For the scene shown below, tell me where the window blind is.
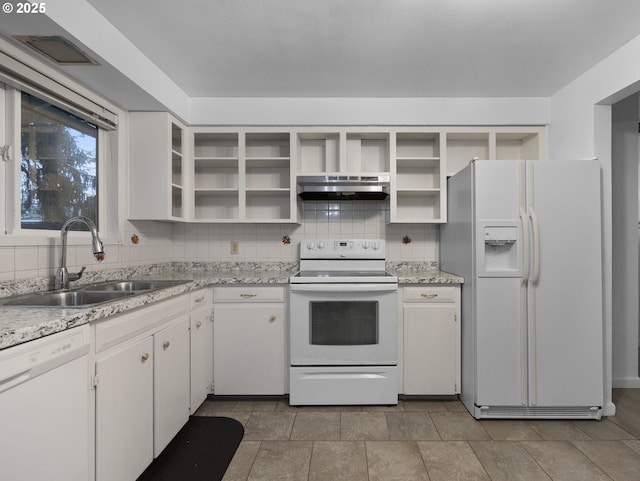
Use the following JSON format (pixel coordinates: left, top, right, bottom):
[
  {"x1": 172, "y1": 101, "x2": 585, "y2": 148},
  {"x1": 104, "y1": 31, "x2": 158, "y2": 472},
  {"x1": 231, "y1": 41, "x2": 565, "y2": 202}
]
[{"x1": 0, "y1": 50, "x2": 118, "y2": 130}]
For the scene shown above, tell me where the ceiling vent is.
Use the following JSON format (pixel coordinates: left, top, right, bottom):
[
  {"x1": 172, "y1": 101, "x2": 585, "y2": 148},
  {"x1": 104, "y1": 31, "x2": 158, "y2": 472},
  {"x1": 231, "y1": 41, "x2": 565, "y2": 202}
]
[{"x1": 13, "y1": 35, "x2": 98, "y2": 66}]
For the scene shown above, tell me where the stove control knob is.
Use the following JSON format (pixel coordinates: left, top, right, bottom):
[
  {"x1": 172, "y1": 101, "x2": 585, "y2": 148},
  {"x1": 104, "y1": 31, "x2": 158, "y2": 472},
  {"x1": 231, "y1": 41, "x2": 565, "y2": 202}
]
[
  {"x1": 362, "y1": 241, "x2": 370, "y2": 249},
  {"x1": 306, "y1": 241, "x2": 315, "y2": 250},
  {"x1": 372, "y1": 242, "x2": 379, "y2": 250},
  {"x1": 317, "y1": 241, "x2": 326, "y2": 249}
]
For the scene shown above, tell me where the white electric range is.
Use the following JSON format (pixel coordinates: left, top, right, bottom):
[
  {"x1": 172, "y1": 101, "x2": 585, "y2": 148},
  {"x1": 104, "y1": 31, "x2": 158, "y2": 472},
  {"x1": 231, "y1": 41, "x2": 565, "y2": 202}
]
[{"x1": 289, "y1": 239, "x2": 398, "y2": 405}]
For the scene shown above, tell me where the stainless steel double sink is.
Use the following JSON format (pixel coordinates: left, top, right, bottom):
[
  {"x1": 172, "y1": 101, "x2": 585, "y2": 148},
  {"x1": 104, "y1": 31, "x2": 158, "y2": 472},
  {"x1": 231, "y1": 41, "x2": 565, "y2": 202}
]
[{"x1": 0, "y1": 280, "x2": 191, "y2": 308}]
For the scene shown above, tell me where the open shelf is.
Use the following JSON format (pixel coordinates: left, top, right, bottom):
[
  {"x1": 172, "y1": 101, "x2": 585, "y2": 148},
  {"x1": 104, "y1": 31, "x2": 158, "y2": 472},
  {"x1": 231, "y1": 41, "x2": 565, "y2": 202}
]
[
  {"x1": 246, "y1": 191, "x2": 292, "y2": 221},
  {"x1": 496, "y1": 132, "x2": 540, "y2": 160},
  {"x1": 446, "y1": 132, "x2": 489, "y2": 176},
  {"x1": 194, "y1": 190, "x2": 239, "y2": 220},
  {"x1": 396, "y1": 158, "x2": 440, "y2": 190},
  {"x1": 346, "y1": 133, "x2": 390, "y2": 172},
  {"x1": 171, "y1": 152, "x2": 183, "y2": 187},
  {"x1": 396, "y1": 132, "x2": 440, "y2": 159},
  {"x1": 297, "y1": 132, "x2": 340, "y2": 173},
  {"x1": 171, "y1": 123, "x2": 182, "y2": 155},
  {"x1": 193, "y1": 132, "x2": 238, "y2": 158},
  {"x1": 246, "y1": 158, "x2": 290, "y2": 190},
  {"x1": 194, "y1": 158, "x2": 238, "y2": 189},
  {"x1": 394, "y1": 191, "x2": 442, "y2": 222},
  {"x1": 246, "y1": 132, "x2": 290, "y2": 158}
]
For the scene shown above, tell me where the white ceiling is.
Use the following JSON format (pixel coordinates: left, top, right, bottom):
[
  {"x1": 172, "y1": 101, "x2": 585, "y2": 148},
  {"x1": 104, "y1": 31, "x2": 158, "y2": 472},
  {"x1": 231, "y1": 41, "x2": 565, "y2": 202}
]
[
  {"x1": 2, "y1": 0, "x2": 640, "y2": 109},
  {"x1": 83, "y1": 0, "x2": 640, "y2": 98}
]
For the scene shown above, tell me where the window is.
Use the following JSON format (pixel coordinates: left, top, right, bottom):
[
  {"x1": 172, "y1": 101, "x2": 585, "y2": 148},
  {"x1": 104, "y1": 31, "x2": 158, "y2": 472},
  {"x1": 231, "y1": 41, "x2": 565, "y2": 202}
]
[{"x1": 20, "y1": 92, "x2": 98, "y2": 230}]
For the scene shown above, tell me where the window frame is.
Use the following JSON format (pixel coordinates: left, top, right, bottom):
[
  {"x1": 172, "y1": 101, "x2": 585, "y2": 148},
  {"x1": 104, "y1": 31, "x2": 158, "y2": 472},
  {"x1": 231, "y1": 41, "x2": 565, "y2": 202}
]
[
  {"x1": 18, "y1": 91, "x2": 102, "y2": 232},
  {"x1": 1, "y1": 85, "x2": 119, "y2": 246}
]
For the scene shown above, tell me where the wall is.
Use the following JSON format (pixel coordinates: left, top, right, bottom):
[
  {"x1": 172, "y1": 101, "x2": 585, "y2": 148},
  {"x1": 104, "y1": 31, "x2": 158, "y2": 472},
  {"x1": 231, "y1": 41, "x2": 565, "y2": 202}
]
[
  {"x1": 167, "y1": 202, "x2": 437, "y2": 264},
  {"x1": 189, "y1": 97, "x2": 550, "y2": 126},
  {"x1": 549, "y1": 32, "x2": 640, "y2": 396},
  {"x1": 612, "y1": 95, "x2": 640, "y2": 386}
]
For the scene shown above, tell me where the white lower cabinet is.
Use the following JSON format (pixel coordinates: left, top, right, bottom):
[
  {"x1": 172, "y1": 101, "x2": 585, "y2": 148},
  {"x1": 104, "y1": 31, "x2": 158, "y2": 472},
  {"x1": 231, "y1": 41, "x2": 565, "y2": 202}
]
[
  {"x1": 95, "y1": 336, "x2": 154, "y2": 481},
  {"x1": 189, "y1": 289, "x2": 214, "y2": 411},
  {"x1": 153, "y1": 317, "x2": 190, "y2": 456},
  {"x1": 402, "y1": 286, "x2": 461, "y2": 395},
  {"x1": 213, "y1": 286, "x2": 286, "y2": 395},
  {"x1": 93, "y1": 295, "x2": 190, "y2": 481}
]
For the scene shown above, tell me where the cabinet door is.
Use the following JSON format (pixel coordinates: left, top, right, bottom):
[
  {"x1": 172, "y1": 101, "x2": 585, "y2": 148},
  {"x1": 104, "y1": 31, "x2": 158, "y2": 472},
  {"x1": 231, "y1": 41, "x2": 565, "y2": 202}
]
[
  {"x1": 403, "y1": 303, "x2": 458, "y2": 395},
  {"x1": 95, "y1": 337, "x2": 154, "y2": 481},
  {"x1": 213, "y1": 303, "x2": 285, "y2": 395},
  {"x1": 129, "y1": 112, "x2": 185, "y2": 221},
  {"x1": 154, "y1": 316, "x2": 190, "y2": 457},
  {"x1": 190, "y1": 302, "x2": 214, "y2": 411}
]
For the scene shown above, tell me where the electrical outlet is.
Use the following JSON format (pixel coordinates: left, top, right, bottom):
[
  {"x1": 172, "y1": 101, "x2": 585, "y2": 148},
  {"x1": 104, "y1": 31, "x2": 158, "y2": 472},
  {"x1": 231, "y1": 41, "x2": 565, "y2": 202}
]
[{"x1": 230, "y1": 241, "x2": 239, "y2": 255}]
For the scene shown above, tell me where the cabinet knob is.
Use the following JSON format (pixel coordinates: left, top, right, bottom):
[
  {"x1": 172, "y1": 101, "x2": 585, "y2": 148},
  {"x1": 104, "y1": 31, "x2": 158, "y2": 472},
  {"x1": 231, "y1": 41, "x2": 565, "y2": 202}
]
[
  {"x1": 240, "y1": 293, "x2": 257, "y2": 298},
  {"x1": 195, "y1": 296, "x2": 205, "y2": 303},
  {"x1": 421, "y1": 293, "x2": 438, "y2": 299},
  {"x1": 196, "y1": 321, "x2": 202, "y2": 329},
  {"x1": 141, "y1": 353, "x2": 150, "y2": 363},
  {"x1": 269, "y1": 315, "x2": 276, "y2": 322},
  {"x1": 163, "y1": 341, "x2": 171, "y2": 350}
]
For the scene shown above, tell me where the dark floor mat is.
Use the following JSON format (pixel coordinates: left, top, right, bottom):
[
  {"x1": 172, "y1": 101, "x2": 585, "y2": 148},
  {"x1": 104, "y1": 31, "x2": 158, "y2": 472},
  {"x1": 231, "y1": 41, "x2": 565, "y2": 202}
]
[{"x1": 137, "y1": 416, "x2": 244, "y2": 481}]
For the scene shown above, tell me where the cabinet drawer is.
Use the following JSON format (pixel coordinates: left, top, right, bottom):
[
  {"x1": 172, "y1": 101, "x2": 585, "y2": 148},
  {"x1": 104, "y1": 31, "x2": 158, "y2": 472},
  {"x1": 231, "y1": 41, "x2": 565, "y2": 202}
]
[
  {"x1": 94, "y1": 295, "x2": 189, "y2": 352},
  {"x1": 213, "y1": 286, "x2": 285, "y2": 303},
  {"x1": 402, "y1": 286, "x2": 458, "y2": 303},
  {"x1": 189, "y1": 289, "x2": 211, "y2": 310}
]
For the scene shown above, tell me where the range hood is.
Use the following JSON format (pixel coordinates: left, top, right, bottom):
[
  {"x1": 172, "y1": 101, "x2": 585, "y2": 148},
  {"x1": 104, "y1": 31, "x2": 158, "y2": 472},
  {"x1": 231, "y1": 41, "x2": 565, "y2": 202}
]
[{"x1": 297, "y1": 175, "x2": 390, "y2": 201}]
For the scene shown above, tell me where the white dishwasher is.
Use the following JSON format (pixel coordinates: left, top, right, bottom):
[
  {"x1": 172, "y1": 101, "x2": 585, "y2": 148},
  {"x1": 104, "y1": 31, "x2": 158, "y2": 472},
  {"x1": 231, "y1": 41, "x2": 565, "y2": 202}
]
[{"x1": 0, "y1": 325, "x2": 91, "y2": 481}]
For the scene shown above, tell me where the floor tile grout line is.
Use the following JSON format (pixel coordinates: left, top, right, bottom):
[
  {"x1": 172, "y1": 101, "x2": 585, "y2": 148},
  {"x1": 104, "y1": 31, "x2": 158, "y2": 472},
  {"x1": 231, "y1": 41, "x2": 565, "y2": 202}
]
[
  {"x1": 515, "y1": 440, "x2": 549, "y2": 480},
  {"x1": 243, "y1": 437, "x2": 262, "y2": 481},
  {"x1": 463, "y1": 440, "x2": 492, "y2": 481},
  {"x1": 569, "y1": 439, "x2": 629, "y2": 481}
]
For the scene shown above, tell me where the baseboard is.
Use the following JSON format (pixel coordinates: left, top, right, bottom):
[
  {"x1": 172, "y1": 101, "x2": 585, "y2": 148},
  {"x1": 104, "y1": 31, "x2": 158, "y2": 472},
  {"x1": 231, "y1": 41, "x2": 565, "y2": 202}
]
[
  {"x1": 612, "y1": 376, "x2": 640, "y2": 388},
  {"x1": 603, "y1": 401, "x2": 616, "y2": 417}
]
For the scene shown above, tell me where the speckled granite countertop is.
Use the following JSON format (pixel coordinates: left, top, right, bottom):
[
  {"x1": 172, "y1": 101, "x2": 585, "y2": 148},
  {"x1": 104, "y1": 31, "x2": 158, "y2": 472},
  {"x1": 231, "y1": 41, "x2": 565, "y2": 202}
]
[
  {"x1": 0, "y1": 262, "x2": 297, "y2": 350},
  {"x1": 387, "y1": 262, "x2": 464, "y2": 285},
  {"x1": 0, "y1": 261, "x2": 462, "y2": 350}
]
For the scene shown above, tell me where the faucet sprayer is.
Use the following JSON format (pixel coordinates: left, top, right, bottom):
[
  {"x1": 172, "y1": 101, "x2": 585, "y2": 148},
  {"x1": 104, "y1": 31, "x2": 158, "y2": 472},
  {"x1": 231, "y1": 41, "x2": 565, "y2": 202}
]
[{"x1": 55, "y1": 216, "x2": 105, "y2": 290}]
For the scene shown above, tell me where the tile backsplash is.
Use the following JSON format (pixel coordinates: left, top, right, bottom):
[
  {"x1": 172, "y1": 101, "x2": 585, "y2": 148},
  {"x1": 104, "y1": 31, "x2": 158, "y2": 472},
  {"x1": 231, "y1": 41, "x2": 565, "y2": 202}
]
[{"x1": 0, "y1": 201, "x2": 438, "y2": 280}]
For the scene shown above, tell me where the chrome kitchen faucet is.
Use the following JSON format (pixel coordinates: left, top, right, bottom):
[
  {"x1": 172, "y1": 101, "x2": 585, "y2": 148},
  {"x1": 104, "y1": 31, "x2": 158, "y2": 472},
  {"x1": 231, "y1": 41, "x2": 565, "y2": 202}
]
[{"x1": 55, "y1": 216, "x2": 105, "y2": 290}]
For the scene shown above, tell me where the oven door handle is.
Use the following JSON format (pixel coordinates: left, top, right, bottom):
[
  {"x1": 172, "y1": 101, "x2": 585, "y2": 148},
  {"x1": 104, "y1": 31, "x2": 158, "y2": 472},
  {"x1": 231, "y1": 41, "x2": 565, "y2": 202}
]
[{"x1": 289, "y1": 283, "x2": 398, "y2": 293}]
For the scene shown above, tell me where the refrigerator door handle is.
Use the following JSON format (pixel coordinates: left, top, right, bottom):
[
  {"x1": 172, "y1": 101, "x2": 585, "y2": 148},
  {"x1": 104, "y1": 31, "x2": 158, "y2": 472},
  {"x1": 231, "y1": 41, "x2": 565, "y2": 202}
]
[
  {"x1": 529, "y1": 207, "x2": 541, "y2": 284},
  {"x1": 526, "y1": 162, "x2": 541, "y2": 284},
  {"x1": 519, "y1": 163, "x2": 530, "y2": 282}
]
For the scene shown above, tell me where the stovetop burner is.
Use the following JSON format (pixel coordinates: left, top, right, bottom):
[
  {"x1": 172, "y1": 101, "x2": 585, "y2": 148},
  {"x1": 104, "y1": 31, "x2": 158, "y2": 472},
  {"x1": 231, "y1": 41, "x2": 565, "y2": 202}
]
[{"x1": 291, "y1": 239, "x2": 397, "y2": 284}]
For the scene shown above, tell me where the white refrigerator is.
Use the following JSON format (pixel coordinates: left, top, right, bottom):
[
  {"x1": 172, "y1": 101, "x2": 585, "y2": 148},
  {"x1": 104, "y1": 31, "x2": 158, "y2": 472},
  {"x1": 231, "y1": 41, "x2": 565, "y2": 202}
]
[{"x1": 440, "y1": 159, "x2": 604, "y2": 419}]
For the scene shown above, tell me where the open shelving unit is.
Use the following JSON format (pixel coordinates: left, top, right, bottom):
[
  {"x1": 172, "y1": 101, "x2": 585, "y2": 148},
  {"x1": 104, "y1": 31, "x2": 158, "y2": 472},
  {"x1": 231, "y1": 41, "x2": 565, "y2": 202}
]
[
  {"x1": 192, "y1": 132, "x2": 239, "y2": 221},
  {"x1": 129, "y1": 112, "x2": 186, "y2": 221},
  {"x1": 391, "y1": 131, "x2": 445, "y2": 223},
  {"x1": 191, "y1": 129, "x2": 295, "y2": 222},
  {"x1": 128, "y1": 117, "x2": 546, "y2": 225}
]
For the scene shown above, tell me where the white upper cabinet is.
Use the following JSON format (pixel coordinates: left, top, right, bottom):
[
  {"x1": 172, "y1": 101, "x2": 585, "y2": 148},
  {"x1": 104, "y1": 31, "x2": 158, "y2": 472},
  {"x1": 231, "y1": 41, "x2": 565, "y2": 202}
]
[
  {"x1": 445, "y1": 126, "x2": 547, "y2": 177},
  {"x1": 296, "y1": 129, "x2": 390, "y2": 175},
  {"x1": 191, "y1": 128, "x2": 296, "y2": 223},
  {"x1": 390, "y1": 130, "x2": 445, "y2": 223},
  {"x1": 127, "y1": 115, "x2": 546, "y2": 224},
  {"x1": 129, "y1": 112, "x2": 186, "y2": 221}
]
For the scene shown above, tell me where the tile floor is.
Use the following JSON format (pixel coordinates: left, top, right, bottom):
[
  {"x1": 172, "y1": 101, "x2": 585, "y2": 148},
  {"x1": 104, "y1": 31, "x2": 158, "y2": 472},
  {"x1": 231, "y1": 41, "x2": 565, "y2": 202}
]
[{"x1": 194, "y1": 389, "x2": 640, "y2": 481}]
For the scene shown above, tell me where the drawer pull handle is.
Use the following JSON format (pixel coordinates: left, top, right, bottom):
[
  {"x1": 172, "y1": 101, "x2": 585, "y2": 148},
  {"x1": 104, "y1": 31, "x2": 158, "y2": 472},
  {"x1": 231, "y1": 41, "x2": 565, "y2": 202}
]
[
  {"x1": 421, "y1": 293, "x2": 438, "y2": 299},
  {"x1": 163, "y1": 341, "x2": 170, "y2": 350},
  {"x1": 196, "y1": 321, "x2": 202, "y2": 329},
  {"x1": 141, "y1": 353, "x2": 150, "y2": 363},
  {"x1": 240, "y1": 293, "x2": 257, "y2": 298},
  {"x1": 194, "y1": 296, "x2": 205, "y2": 303},
  {"x1": 269, "y1": 315, "x2": 276, "y2": 322}
]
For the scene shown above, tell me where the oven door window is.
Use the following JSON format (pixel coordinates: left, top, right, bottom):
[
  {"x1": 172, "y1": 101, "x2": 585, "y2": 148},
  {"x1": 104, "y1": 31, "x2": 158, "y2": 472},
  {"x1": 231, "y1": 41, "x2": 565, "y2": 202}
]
[{"x1": 309, "y1": 301, "x2": 378, "y2": 345}]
